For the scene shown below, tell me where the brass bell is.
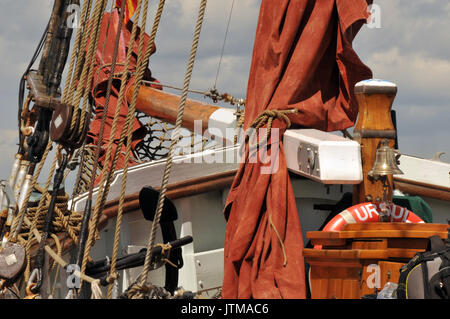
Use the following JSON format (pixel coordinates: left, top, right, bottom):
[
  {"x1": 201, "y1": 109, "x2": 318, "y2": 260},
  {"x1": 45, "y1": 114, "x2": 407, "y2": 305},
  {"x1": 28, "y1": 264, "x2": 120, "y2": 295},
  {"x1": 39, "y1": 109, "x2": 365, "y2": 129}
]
[{"x1": 368, "y1": 139, "x2": 404, "y2": 178}]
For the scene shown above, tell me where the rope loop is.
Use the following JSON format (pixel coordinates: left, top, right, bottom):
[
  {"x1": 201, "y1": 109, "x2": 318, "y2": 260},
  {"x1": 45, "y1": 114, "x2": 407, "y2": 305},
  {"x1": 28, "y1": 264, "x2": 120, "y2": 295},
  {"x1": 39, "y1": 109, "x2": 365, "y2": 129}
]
[
  {"x1": 126, "y1": 283, "x2": 153, "y2": 299},
  {"x1": 245, "y1": 108, "x2": 298, "y2": 150},
  {"x1": 155, "y1": 243, "x2": 177, "y2": 268},
  {"x1": 106, "y1": 271, "x2": 119, "y2": 284},
  {"x1": 250, "y1": 109, "x2": 297, "y2": 136}
]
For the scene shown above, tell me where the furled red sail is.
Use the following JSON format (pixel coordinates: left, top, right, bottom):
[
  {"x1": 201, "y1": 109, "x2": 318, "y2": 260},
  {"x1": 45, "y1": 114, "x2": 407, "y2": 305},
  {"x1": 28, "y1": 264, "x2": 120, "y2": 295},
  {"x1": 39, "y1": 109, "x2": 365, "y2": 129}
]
[
  {"x1": 222, "y1": 0, "x2": 373, "y2": 299},
  {"x1": 86, "y1": 8, "x2": 160, "y2": 176}
]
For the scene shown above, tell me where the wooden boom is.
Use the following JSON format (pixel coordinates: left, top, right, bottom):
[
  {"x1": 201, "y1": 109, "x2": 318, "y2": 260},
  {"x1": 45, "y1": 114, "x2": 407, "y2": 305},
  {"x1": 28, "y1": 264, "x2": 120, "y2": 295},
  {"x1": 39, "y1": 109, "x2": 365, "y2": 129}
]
[{"x1": 128, "y1": 85, "x2": 221, "y2": 133}]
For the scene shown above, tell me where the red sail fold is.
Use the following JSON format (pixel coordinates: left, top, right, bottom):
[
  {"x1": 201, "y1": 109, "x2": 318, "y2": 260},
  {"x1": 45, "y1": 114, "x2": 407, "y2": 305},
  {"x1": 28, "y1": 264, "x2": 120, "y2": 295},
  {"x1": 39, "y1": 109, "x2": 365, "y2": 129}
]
[
  {"x1": 222, "y1": 0, "x2": 373, "y2": 299},
  {"x1": 86, "y1": 9, "x2": 160, "y2": 175}
]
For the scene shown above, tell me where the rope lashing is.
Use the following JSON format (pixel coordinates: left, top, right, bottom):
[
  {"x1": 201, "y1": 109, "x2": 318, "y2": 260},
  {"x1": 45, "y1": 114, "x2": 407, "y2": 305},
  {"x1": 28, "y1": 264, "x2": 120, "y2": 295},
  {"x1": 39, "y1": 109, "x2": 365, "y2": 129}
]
[
  {"x1": 242, "y1": 109, "x2": 299, "y2": 267},
  {"x1": 241, "y1": 108, "x2": 298, "y2": 150},
  {"x1": 250, "y1": 109, "x2": 298, "y2": 140},
  {"x1": 125, "y1": 283, "x2": 154, "y2": 299},
  {"x1": 155, "y1": 243, "x2": 177, "y2": 268}
]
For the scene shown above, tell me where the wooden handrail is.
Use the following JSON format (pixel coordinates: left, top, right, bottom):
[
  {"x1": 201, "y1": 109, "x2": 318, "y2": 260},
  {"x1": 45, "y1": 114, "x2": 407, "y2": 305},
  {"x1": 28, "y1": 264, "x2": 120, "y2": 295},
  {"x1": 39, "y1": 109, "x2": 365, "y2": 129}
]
[{"x1": 394, "y1": 177, "x2": 450, "y2": 202}]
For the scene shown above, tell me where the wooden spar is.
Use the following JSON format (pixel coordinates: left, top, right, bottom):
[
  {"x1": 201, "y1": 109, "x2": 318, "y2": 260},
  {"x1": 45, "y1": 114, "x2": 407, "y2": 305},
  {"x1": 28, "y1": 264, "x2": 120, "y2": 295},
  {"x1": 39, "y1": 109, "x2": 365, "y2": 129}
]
[
  {"x1": 394, "y1": 178, "x2": 450, "y2": 202},
  {"x1": 128, "y1": 85, "x2": 221, "y2": 133},
  {"x1": 352, "y1": 79, "x2": 398, "y2": 205}
]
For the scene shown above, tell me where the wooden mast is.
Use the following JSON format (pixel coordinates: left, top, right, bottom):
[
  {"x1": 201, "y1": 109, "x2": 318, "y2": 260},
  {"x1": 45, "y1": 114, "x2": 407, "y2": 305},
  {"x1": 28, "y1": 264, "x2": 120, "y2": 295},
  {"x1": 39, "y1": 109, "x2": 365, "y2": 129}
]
[{"x1": 352, "y1": 79, "x2": 398, "y2": 205}]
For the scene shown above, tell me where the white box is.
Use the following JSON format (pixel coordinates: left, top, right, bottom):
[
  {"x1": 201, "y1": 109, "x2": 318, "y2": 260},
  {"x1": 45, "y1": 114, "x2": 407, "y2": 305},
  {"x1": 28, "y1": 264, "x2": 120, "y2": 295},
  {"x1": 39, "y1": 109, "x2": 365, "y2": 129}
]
[{"x1": 283, "y1": 129, "x2": 362, "y2": 184}]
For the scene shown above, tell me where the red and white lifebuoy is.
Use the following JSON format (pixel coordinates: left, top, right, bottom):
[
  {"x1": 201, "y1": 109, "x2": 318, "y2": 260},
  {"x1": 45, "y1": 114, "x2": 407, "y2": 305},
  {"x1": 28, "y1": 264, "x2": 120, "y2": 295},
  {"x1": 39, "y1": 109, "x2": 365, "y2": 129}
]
[
  {"x1": 322, "y1": 202, "x2": 424, "y2": 232},
  {"x1": 314, "y1": 202, "x2": 424, "y2": 249}
]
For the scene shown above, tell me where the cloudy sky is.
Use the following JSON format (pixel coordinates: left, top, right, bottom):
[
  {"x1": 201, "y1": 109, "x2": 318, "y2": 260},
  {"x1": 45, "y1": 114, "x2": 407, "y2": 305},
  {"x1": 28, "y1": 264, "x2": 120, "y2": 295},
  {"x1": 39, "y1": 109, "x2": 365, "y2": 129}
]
[{"x1": 0, "y1": 0, "x2": 448, "y2": 181}]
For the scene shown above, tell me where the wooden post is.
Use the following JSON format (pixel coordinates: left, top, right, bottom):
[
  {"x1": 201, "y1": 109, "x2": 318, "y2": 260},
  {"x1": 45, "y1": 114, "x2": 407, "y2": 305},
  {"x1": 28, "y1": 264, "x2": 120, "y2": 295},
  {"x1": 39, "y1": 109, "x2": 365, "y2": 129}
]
[{"x1": 352, "y1": 79, "x2": 398, "y2": 205}]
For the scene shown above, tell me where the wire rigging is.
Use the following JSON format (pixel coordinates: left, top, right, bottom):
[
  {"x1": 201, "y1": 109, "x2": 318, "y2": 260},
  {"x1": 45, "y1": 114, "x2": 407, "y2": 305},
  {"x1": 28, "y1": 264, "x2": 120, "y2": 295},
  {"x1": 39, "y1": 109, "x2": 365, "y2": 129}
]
[{"x1": 213, "y1": 0, "x2": 235, "y2": 90}]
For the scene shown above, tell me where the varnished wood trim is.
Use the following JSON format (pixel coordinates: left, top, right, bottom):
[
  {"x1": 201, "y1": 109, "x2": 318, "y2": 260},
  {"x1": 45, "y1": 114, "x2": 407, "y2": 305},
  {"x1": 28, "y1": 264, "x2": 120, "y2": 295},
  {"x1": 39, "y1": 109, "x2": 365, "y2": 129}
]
[
  {"x1": 394, "y1": 178, "x2": 450, "y2": 202},
  {"x1": 129, "y1": 86, "x2": 220, "y2": 133}
]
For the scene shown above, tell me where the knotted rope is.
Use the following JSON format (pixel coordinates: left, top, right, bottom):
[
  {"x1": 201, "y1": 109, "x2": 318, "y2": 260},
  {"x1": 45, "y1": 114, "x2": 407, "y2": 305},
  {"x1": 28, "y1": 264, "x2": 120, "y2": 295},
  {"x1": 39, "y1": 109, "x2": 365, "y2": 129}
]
[
  {"x1": 250, "y1": 109, "x2": 297, "y2": 140},
  {"x1": 237, "y1": 108, "x2": 299, "y2": 268}
]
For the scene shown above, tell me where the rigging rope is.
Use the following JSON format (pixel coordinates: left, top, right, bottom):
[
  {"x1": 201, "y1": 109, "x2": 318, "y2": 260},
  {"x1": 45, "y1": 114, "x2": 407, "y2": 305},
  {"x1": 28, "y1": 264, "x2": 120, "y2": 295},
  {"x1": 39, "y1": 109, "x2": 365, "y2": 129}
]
[
  {"x1": 8, "y1": 142, "x2": 55, "y2": 241},
  {"x1": 61, "y1": 0, "x2": 93, "y2": 103},
  {"x1": 69, "y1": 0, "x2": 108, "y2": 136},
  {"x1": 7, "y1": 0, "x2": 234, "y2": 300},
  {"x1": 21, "y1": 146, "x2": 61, "y2": 283},
  {"x1": 129, "y1": 0, "x2": 209, "y2": 299},
  {"x1": 77, "y1": 0, "x2": 148, "y2": 291},
  {"x1": 8, "y1": 0, "x2": 108, "y2": 298},
  {"x1": 213, "y1": 0, "x2": 235, "y2": 90},
  {"x1": 104, "y1": 0, "x2": 168, "y2": 298},
  {"x1": 20, "y1": 214, "x2": 101, "y2": 297},
  {"x1": 78, "y1": 0, "x2": 168, "y2": 293}
]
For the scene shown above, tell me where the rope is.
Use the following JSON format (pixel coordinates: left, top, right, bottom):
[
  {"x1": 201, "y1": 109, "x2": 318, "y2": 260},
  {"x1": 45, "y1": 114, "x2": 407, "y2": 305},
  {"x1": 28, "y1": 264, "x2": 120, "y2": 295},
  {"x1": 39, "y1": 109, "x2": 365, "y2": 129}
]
[
  {"x1": 20, "y1": 215, "x2": 100, "y2": 289},
  {"x1": 77, "y1": 0, "x2": 115, "y2": 139},
  {"x1": 250, "y1": 109, "x2": 297, "y2": 138},
  {"x1": 101, "y1": 0, "x2": 129, "y2": 298},
  {"x1": 71, "y1": 145, "x2": 98, "y2": 198},
  {"x1": 155, "y1": 243, "x2": 177, "y2": 268},
  {"x1": 83, "y1": 0, "x2": 146, "y2": 230},
  {"x1": 20, "y1": 192, "x2": 82, "y2": 244},
  {"x1": 77, "y1": 0, "x2": 146, "y2": 290},
  {"x1": 20, "y1": 145, "x2": 60, "y2": 283},
  {"x1": 78, "y1": 0, "x2": 163, "y2": 291},
  {"x1": 61, "y1": 0, "x2": 92, "y2": 103},
  {"x1": 268, "y1": 214, "x2": 287, "y2": 267},
  {"x1": 68, "y1": 0, "x2": 107, "y2": 136},
  {"x1": 21, "y1": 191, "x2": 82, "y2": 282},
  {"x1": 93, "y1": 0, "x2": 166, "y2": 216},
  {"x1": 213, "y1": 0, "x2": 235, "y2": 89},
  {"x1": 126, "y1": 283, "x2": 153, "y2": 299},
  {"x1": 133, "y1": 0, "x2": 208, "y2": 298},
  {"x1": 90, "y1": 280, "x2": 103, "y2": 299},
  {"x1": 8, "y1": 141, "x2": 54, "y2": 241},
  {"x1": 48, "y1": 233, "x2": 62, "y2": 273},
  {"x1": 106, "y1": 0, "x2": 167, "y2": 298}
]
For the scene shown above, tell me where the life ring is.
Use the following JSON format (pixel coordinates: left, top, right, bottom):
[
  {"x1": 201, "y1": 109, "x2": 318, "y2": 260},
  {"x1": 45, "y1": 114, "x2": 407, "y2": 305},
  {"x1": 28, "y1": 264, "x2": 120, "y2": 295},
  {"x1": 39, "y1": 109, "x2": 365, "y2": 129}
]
[{"x1": 314, "y1": 202, "x2": 424, "y2": 249}]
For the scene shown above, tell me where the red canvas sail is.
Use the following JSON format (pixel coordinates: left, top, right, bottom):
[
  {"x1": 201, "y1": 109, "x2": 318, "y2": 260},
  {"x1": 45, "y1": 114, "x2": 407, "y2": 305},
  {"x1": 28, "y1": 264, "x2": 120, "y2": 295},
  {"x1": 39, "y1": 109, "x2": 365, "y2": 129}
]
[
  {"x1": 222, "y1": 0, "x2": 373, "y2": 299},
  {"x1": 86, "y1": 8, "x2": 160, "y2": 176}
]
